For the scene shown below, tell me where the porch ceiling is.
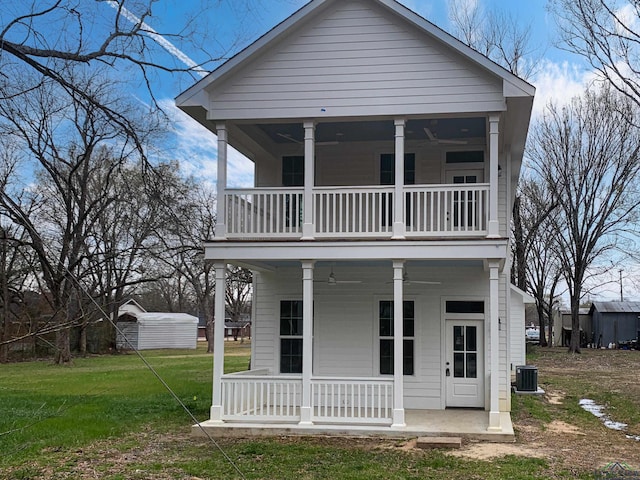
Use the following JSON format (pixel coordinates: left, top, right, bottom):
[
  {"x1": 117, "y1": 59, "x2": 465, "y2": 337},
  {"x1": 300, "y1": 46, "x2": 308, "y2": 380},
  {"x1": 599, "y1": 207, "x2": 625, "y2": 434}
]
[{"x1": 244, "y1": 117, "x2": 486, "y2": 146}]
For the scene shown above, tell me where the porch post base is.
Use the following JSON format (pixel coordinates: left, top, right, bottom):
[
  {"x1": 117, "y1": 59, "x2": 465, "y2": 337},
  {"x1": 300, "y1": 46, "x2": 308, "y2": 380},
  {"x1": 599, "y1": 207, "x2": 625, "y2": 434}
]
[
  {"x1": 391, "y1": 408, "x2": 405, "y2": 427},
  {"x1": 210, "y1": 405, "x2": 223, "y2": 422},
  {"x1": 486, "y1": 220, "x2": 500, "y2": 238},
  {"x1": 299, "y1": 406, "x2": 313, "y2": 425},
  {"x1": 391, "y1": 222, "x2": 405, "y2": 239},
  {"x1": 487, "y1": 411, "x2": 502, "y2": 432},
  {"x1": 301, "y1": 223, "x2": 315, "y2": 240}
]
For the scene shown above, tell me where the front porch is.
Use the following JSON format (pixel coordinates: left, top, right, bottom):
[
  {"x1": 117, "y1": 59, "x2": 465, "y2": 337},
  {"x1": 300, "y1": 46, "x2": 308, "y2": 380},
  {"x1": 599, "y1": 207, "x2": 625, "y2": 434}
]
[{"x1": 193, "y1": 409, "x2": 515, "y2": 443}]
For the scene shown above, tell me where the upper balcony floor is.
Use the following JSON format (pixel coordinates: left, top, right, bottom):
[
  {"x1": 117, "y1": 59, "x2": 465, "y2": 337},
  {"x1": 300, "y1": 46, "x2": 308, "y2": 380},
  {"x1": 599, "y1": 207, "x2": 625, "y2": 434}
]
[{"x1": 214, "y1": 115, "x2": 510, "y2": 242}]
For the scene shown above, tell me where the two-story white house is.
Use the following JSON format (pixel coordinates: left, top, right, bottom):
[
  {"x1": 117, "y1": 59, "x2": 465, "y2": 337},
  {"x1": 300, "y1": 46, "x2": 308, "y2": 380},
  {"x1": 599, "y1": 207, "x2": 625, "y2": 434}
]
[{"x1": 176, "y1": 0, "x2": 534, "y2": 440}]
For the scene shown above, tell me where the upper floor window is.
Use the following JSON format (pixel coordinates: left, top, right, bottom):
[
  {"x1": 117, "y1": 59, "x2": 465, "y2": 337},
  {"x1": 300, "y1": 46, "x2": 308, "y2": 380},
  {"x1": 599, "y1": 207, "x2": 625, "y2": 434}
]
[
  {"x1": 380, "y1": 154, "x2": 415, "y2": 185},
  {"x1": 282, "y1": 156, "x2": 304, "y2": 187},
  {"x1": 446, "y1": 151, "x2": 484, "y2": 164}
]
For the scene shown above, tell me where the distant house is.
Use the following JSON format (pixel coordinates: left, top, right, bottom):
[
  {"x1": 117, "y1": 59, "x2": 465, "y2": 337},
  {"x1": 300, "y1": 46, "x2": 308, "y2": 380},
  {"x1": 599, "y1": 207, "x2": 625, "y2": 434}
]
[
  {"x1": 590, "y1": 301, "x2": 640, "y2": 348},
  {"x1": 116, "y1": 303, "x2": 198, "y2": 350},
  {"x1": 197, "y1": 314, "x2": 252, "y2": 341},
  {"x1": 553, "y1": 308, "x2": 592, "y2": 347}
]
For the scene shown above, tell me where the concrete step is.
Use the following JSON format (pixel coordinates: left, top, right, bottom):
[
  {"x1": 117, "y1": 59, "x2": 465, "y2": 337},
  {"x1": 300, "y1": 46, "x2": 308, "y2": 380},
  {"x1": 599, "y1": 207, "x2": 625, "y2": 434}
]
[{"x1": 416, "y1": 436, "x2": 462, "y2": 449}]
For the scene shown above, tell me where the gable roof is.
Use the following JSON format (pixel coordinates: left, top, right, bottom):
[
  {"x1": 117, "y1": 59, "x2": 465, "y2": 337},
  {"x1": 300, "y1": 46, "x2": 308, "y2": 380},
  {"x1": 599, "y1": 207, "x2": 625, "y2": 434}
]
[
  {"x1": 590, "y1": 301, "x2": 640, "y2": 314},
  {"x1": 176, "y1": 0, "x2": 534, "y2": 107}
]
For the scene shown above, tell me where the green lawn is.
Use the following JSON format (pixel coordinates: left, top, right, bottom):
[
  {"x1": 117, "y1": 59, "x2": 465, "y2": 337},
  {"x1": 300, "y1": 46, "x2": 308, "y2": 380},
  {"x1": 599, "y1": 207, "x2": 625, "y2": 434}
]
[{"x1": 0, "y1": 343, "x2": 616, "y2": 479}]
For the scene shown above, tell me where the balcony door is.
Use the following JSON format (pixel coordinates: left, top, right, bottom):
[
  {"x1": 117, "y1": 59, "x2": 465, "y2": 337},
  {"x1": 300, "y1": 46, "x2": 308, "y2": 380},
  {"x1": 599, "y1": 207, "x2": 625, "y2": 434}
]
[{"x1": 445, "y1": 169, "x2": 483, "y2": 230}]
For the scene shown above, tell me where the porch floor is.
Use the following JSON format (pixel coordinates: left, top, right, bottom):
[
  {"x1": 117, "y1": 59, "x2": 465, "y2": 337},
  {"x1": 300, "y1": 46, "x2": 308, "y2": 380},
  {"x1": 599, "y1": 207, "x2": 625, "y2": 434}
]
[{"x1": 192, "y1": 410, "x2": 515, "y2": 443}]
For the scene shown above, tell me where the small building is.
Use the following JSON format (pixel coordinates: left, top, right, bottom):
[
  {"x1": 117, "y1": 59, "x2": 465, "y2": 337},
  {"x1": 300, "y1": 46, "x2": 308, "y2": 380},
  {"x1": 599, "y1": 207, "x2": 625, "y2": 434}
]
[
  {"x1": 590, "y1": 301, "x2": 640, "y2": 348},
  {"x1": 553, "y1": 308, "x2": 592, "y2": 347},
  {"x1": 116, "y1": 311, "x2": 199, "y2": 350}
]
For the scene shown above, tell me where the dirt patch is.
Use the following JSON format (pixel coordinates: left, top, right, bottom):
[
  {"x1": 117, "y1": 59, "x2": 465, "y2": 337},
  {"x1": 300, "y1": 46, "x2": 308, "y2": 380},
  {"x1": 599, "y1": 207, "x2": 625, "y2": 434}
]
[
  {"x1": 545, "y1": 389, "x2": 565, "y2": 405},
  {"x1": 448, "y1": 441, "x2": 548, "y2": 460},
  {"x1": 546, "y1": 420, "x2": 585, "y2": 435}
]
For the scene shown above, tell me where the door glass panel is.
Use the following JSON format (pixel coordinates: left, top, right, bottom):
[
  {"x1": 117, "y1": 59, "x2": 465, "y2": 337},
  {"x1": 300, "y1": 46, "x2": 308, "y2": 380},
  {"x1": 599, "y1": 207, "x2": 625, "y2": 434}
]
[
  {"x1": 466, "y1": 353, "x2": 477, "y2": 378},
  {"x1": 454, "y1": 352, "x2": 465, "y2": 377},
  {"x1": 466, "y1": 326, "x2": 477, "y2": 351},
  {"x1": 453, "y1": 326, "x2": 464, "y2": 351}
]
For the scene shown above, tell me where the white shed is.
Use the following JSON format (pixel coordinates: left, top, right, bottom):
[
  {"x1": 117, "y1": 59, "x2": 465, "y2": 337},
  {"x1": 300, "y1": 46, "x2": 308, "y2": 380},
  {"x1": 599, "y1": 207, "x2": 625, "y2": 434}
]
[
  {"x1": 510, "y1": 285, "x2": 535, "y2": 369},
  {"x1": 116, "y1": 312, "x2": 199, "y2": 350}
]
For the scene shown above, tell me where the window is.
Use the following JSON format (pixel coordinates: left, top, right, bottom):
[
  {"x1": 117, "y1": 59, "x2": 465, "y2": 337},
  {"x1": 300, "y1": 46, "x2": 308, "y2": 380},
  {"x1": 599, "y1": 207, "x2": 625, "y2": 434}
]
[
  {"x1": 445, "y1": 301, "x2": 485, "y2": 314},
  {"x1": 282, "y1": 156, "x2": 304, "y2": 227},
  {"x1": 280, "y1": 300, "x2": 303, "y2": 373},
  {"x1": 282, "y1": 156, "x2": 304, "y2": 187},
  {"x1": 453, "y1": 325, "x2": 478, "y2": 379},
  {"x1": 380, "y1": 154, "x2": 415, "y2": 227},
  {"x1": 379, "y1": 300, "x2": 414, "y2": 375},
  {"x1": 446, "y1": 150, "x2": 484, "y2": 164}
]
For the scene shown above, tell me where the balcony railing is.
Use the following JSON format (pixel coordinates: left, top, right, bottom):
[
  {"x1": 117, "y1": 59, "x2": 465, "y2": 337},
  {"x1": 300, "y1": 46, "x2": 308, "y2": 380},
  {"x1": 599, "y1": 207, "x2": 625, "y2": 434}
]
[{"x1": 224, "y1": 184, "x2": 489, "y2": 239}]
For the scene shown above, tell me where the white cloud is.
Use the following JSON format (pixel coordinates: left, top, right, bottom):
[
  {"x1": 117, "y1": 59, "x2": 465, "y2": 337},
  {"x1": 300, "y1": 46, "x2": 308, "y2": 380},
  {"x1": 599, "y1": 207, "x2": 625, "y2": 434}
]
[
  {"x1": 530, "y1": 59, "x2": 598, "y2": 118},
  {"x1": 157, "y1": 99, "x2": 255, "y2": 189}
]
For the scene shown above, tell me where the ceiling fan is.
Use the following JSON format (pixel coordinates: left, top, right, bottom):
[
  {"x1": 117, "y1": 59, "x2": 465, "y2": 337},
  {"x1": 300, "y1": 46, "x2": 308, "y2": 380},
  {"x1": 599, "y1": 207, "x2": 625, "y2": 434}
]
[
  {"x1": 315, "y1": 266, "x2": 362, "y2": 285},
  {"x1": 277, "y1": 132, "x2": 339, "y2": 146},
  {"x1": 423, "y1": 127, "x2": 467, "y2": 145},
  {"x1": 387, "y1": 268, "x2": 441, "y2": 285}
]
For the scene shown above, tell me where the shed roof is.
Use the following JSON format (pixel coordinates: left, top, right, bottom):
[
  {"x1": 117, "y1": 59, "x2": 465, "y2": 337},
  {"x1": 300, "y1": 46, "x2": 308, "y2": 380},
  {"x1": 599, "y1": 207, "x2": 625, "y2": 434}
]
[
  {"x1": 590, "y1": 301, "x2": 640, "y2": 314},
  {"x1": 118, "y1": 312, "x2": 199, "y2": 324}
]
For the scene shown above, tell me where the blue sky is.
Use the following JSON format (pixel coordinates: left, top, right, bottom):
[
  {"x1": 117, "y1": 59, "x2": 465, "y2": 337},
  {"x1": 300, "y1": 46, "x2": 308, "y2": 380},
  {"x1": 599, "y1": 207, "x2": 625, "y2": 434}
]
[
  {"x1": 149, "y1": 0, "x2": 594, "y2": 187},
  {"x1": 106, "y1": 0, "x2": 635, "y2": 301}
]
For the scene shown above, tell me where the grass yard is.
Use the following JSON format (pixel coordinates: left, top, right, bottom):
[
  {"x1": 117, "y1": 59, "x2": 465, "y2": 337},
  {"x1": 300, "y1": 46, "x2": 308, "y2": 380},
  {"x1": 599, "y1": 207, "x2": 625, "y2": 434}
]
[{"x1": 1, "y1": 343, "x2": 639, "y2": 479}]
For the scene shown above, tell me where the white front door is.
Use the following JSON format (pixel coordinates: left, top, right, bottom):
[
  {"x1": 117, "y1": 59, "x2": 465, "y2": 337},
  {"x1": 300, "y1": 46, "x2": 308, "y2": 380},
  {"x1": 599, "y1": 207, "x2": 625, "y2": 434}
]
[{"x1": 445, "y1": 320, "x2": 484, "y2": 408}]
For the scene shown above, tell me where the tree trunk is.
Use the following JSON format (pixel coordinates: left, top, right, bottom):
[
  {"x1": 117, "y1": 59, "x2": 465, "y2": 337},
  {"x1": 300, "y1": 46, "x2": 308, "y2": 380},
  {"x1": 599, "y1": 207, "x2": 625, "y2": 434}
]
[
  {"x1": 54, "y1": 327, "x2": 72, "y2": 364},
  {"x1": 206, "y1": 319, "x2": 214, "y2": 353},
  {"x1": 568, "y1": 296, "x2": 581, "y2": 353},
  {"x1": 536, "y1": 301, "x2": 548, "y2": 347},
  {"x1": 79, "y1": 322, "x2": 87, "y2": 356}
]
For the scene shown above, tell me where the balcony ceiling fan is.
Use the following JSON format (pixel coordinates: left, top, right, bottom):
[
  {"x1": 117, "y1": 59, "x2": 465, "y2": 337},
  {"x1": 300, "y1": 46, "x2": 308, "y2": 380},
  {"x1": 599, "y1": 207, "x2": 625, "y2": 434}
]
[
  {"x1": 277, "y1": 132, "x2": 339, "y2": 146},
  {"x1": 315, "y1": 266, "x2": 362, "y2": 285},
  {"x1": 423, "y1": 127, "x2": 467, "y2": 145}
]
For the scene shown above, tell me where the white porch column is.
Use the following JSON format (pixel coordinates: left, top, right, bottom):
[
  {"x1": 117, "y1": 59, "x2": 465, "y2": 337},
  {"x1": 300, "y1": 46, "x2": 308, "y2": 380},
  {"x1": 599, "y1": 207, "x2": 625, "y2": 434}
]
[
  {"x1": 215, "y1": 123, "x2": 228, "y2": 239},
  {"x1": 392, "y1": 259, "x2": 405, "y2": 427},
  {"x1": 487, "y1": 114, "x2": 500, "y2": 238},
  {"x1": 301, "y1": 121, "x2": 315, "y2": 240},
  {"x1": 300, "y1": 260, "x2": 315, "y2": 424},
  {"x1": 392, "y1": 119, "x2": 406, "y2": 239},
  {"x1": 488, "y1": 260, "x2": 501, "y2": 431},
  {"x1": 211, "y1": 262, "x2": 226, "y2": 422}
]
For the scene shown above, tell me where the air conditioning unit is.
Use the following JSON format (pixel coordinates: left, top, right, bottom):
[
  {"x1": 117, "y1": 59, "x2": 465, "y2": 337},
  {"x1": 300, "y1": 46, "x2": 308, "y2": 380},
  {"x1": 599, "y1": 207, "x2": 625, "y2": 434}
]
[{"x1": 515, "y1": 365, "x2": 538, "y2": 392}]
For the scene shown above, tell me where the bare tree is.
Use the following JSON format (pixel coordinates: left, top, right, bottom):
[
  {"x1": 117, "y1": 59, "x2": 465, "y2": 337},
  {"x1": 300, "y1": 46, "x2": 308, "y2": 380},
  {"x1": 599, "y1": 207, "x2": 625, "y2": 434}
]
[
  {"x1": 528, "y1": 86, "x2": 640, "y2": 353},
  {"x1": 0, "y1": 72, "x2": 157, "y2": 363},
  {"x1": 448, "y1": 0, "x2": 541, "y2": 79},
  {"x1": 511, "y1": 177, "x2": 560, "y2": 346},
  {"x1": 550, "y1": 0, "x2": 640, "y2": 109}
]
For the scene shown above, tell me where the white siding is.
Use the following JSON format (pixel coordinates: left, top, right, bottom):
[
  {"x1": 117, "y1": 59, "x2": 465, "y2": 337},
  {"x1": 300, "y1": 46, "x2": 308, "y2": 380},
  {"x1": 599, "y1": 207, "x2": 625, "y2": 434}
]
[
  {"x1": 252, "y1": 264, "x2": 491, "y2": 410},
  {"x1": 509, "y1": 289, "x2": 527, "y2": 369},
  {"x1": 209, "y1": 0, "x2": 504, "y2": 120},
  {"x1": 116, "y1": 322, "x2": 139, "y2": 350}
]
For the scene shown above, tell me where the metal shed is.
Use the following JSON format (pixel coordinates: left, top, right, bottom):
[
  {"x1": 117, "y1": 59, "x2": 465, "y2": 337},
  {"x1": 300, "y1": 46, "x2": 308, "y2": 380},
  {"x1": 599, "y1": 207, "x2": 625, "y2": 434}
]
[
  {"x1": 590, "y1": 301, "x2": 640, "y2": 347},
  {"x1": 116, "y1": 312, "x2": 199, "y2": 350}
]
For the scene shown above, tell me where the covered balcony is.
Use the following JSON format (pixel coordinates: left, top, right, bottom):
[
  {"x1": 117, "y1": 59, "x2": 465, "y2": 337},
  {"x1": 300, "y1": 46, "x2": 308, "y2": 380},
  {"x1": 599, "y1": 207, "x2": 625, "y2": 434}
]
[{"x1": 213, "y1": 116, "x2": 504, "y2": 242}]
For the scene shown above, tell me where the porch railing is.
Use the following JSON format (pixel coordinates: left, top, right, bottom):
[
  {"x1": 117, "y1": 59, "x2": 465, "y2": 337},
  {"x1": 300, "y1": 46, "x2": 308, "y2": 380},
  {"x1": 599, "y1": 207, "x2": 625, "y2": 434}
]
[
  {"x1": 220, "y1": 371, "x2": 394, "y2": 424},
  {"x1": 221, "y1": 371, "x2": 302, "y2": 421},
  {"x1": 312, "y1": 377, "x2": 393, "y2": 424},
  {"x1": 224, "y1": 184, "x2": 489, "y2": 239}
]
